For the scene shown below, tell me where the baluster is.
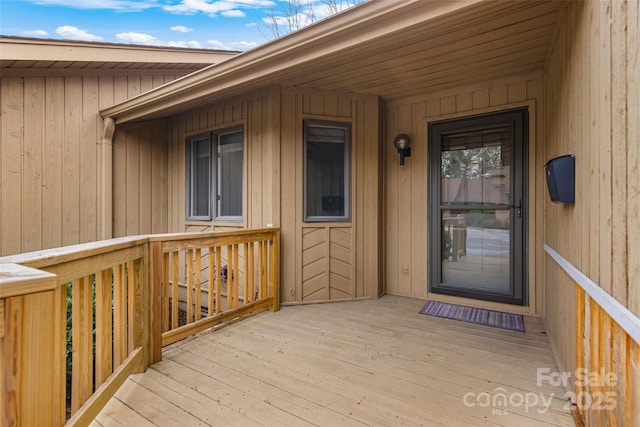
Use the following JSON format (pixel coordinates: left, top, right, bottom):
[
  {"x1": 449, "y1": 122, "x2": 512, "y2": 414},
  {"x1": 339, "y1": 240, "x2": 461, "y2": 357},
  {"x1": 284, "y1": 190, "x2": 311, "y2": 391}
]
[
  {"x1": 71, "y1": 276, "x2": 93, "y2": 414},
  {"x1": 114, "y1": 264, "x2": 127, "y2": 365},
  {"x1": 163, "y1": 252, "x2": 169, "y2": 332},
  {"x1": 195, "y1": 248, "x2": 202, "y2": 321},
  {"x1": 95, "y1": 269, "x2": 113, "y2": 388},
  {"x1": 233, "y1": 244, "x2": 239, "y2": 308},
  {"x1": 208, "y1": 247, "x2": 215, "y2": 317},
  {"x1": 171, "y1": 251, "x2": 179, "y2": 329},
  {"x1": 215, "y1": 246, "x2": 222, "y2": 313},
  {"x1": 244, "y1": 242, "x2": 250, "y2": 304},
  {"x1": 186, "y1": 249, "x2": 193, "y2": 324}
]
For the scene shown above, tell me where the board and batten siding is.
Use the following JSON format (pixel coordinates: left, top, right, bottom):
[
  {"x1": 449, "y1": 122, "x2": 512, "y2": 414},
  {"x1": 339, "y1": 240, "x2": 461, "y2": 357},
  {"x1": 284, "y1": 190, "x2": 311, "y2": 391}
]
[
  {"x1": 280, "y1": 86, "x2": 383, "y2": 304},
  {"x1": 166, "y1": 86, "x2": 280, "y2": 235},
  {"x1": 384, "y1": 74, "x2": 544, "y2": 316},
  {"x1": 165, "y1": 86, "x2": 382, "y2": 303},
  {"x1": 0, "y1": 74, "x2": 180, "y2": 256},
  {"x1": 542, "y1": 2, "x2": 639, "y2": 422},
  {"x1": 111, "y1": 118, "x2": 169, "y2": 238}
]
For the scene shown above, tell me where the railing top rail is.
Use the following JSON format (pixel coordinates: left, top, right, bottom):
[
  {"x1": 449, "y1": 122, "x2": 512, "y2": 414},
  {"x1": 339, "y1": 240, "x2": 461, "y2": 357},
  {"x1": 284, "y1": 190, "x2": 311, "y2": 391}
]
[
  {"x1": 544, "y1": 243, "x2": 640, "y2": 345},
  {"x1": 147, "y1": 227, "x2": 279, "y2": 243},
  {"x1": 0, "y1": 263, "x2": 58, "y2": 298},
  {"x1": 0, "y1": 228, "x2": 281, "y2": 269},
  {"x1": 0, "y1": 236, "x2": 149, "y2": 270}
]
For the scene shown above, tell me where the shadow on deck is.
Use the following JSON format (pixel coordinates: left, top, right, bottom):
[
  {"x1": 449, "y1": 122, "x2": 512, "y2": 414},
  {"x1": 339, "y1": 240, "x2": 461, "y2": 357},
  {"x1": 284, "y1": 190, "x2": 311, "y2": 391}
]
[{"x1": 94, "y1": 296, "x2": 574, "y2": 426}]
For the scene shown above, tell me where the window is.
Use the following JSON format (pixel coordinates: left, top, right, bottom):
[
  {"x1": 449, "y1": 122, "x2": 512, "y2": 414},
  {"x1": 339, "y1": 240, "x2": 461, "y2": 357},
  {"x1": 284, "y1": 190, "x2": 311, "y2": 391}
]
[
  {"x1": 304, "y1": 120, "x2": 351, "y2": 222},
  {"x1": 187, "y1": 127, "x2": 244, "y2": 220}
]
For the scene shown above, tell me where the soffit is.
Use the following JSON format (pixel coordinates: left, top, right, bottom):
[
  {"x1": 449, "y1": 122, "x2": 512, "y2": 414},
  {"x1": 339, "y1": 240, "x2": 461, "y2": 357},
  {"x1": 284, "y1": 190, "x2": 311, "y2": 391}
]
[
  {"x1": 102, "y1": 0, "x2": 565, "y2": 123},
  {"x1": 0, "y1": 37, "x2": 238, "y2": 75}
]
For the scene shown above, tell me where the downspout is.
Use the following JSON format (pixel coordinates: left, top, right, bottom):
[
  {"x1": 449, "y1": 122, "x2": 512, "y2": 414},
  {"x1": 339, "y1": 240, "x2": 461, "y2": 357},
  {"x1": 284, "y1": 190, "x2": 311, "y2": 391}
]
[{"x1": 100, "y1": 117, "x2": 115, "y2": 240}]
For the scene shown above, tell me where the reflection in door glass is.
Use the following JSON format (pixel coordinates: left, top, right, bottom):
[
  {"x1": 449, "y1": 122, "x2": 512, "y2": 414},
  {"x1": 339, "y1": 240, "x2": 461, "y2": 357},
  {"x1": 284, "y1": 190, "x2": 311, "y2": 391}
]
[
  {"x1": 441, "y1": 127, "x2": 511, "y2": 205},
  {"x1": 441, "y1": 212, "x2": 510, "y2": 292}
]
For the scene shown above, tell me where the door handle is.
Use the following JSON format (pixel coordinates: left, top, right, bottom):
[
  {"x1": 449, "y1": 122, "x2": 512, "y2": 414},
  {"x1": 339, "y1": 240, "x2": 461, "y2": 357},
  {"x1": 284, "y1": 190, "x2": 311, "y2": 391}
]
[{"x1": 511, "y1": 198, "x2": 522, "y2": 219}]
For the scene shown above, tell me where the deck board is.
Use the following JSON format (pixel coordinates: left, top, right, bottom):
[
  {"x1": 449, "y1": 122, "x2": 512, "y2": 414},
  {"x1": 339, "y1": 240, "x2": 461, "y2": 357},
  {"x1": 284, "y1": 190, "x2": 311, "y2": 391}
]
[{"x1": 97, "y1": 296, "x2": 574, "y2": 426}]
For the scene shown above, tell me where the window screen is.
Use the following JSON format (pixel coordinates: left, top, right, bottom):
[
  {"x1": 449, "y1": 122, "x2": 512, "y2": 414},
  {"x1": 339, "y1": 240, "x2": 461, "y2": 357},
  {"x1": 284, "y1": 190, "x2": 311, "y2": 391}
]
[
  {"x1": 186, "y1": 127, "x2": 244, "y2": 221},
  {"x1": 188, "y1": 134, "x2": 212, "y2": 219},
  {"x1": 217, "y1": 130, "x2": 243, "y2": 218},
  {"x1": 304, "y1": 121, "x2": 350, "y2": 221}
]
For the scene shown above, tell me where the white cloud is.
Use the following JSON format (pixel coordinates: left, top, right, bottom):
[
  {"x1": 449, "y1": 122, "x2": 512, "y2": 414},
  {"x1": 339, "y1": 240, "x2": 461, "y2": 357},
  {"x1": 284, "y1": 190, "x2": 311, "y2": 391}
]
[
  {"x1": 32, "y1": 0, "x2": 158, "y2": 12},
  {"x1": 228, "y1": 40, "x2": 257, "y2": 50},
  {"x1": 115, "y1": 32, "x2": 159, "y2": 45},
  {"x1": 56, "y1": 25, "x2": 103, "y2": 41},
  {"x1": 21, "y1": 29, "x2": 49, "y2": 37},
  {"x1": 164, "y1": 0, "x2": 274, "y2": 17},
  {"x1": 170, "y1": 25, "x2": 193, "y2": 33},
  {"x1": 221, "y1": 9, "x2": 245, "y2": 18},
  {"x1": 167, "y1": 40, "x2": 202, "y2": 48},
  {"x1": 206, "y1": 39, "x2": 226, "y2": 49},
  {"x1": 206, "y1": 39, "x2": 255, "y2": 51}
]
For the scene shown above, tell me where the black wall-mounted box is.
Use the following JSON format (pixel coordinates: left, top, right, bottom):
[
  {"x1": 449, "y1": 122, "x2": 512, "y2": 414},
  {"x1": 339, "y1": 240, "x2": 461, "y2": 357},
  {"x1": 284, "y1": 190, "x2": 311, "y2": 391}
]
[{"x1": 545, "y1": 155, "x2": 575, "y2": 204}]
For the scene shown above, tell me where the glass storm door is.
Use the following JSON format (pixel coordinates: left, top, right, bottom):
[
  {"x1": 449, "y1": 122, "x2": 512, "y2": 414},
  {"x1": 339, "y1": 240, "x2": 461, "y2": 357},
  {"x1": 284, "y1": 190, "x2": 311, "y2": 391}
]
[{"x1": 428, "y1": 109, "x2": 527, "y2": 305}]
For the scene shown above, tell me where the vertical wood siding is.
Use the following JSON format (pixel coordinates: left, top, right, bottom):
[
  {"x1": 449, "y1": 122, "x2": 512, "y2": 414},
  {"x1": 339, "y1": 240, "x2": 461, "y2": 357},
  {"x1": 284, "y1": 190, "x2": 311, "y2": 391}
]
[
  {"x1": 165, "y1": 89, "x2": 280, "y2": 307},
  {"x1": 167, "y1": 87, "x2": 382, "y2": 303},
  {"x1": 166, "y1": 88, "x2": 280, "y2": 235},
  {"x1": 112, "y1": 119, "x2": 169, "y2": 238},
  {"x1": 280, "y1": 87, "x2": 382, "y2": 303},
  {"x1": 0, "y1": 74, "x2": 179, "y2": 256},
  {"x1": 384, "y1": 74, "x2": 544, "y2": 313},
  {"x1": 543, "y1": 2, "x2": 639, "y2": 421}
]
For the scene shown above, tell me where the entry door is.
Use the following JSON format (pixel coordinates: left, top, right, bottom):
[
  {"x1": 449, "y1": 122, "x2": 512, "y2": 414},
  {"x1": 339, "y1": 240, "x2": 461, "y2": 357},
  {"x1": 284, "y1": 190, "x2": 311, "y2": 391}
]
[{"x1": 428, "y1": 109, "x2": 527, "y2": 305}]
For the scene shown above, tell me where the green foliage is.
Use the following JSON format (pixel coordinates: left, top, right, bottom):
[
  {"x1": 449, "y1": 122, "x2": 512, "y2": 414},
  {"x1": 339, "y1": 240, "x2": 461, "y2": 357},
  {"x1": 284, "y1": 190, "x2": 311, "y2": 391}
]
[{"x1": 441, "y1": 146, "x2": 503, "y2": 179}]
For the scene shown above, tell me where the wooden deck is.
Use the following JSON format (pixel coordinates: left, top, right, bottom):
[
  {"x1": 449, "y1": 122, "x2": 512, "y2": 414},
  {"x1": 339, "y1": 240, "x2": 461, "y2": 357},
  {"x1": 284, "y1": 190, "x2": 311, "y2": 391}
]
[{"x1": 93, "y1": 296, "x2": 574, "y2": 426}]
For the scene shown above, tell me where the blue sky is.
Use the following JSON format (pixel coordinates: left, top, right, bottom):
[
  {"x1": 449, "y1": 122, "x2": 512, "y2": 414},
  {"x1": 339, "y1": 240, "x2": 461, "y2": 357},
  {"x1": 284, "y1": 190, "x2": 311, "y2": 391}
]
[{"x1": 0, "y1": 0, "x2": 360, "y2": 51}]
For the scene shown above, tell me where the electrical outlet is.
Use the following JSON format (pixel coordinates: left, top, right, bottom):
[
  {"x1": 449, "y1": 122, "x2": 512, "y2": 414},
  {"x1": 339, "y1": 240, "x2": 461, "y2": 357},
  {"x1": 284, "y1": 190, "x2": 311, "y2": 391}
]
[{"x1": 402, "y1": 266, "x2": 409, "y2": 276}]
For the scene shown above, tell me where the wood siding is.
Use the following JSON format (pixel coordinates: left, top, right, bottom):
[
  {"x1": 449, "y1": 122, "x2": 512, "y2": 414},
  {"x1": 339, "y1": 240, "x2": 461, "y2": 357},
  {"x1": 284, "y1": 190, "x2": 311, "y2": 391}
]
[
  {"x1": 166, "y1": 87, "x2": 280, "y2": 235},
  {"x1": 0, "y1": 74, "x2": 180, "y2": 256},
  {"x1": 166, "y1": 86, "x2": 381, "y2": 304},
  {"x1": 542, "y1": 0, "x2": 640, "y2": 414},
  {"x1": 301, "y1": 226, "x2": 353, "y2": 301},
  {"x1": 112, "y1": 119, "x2": 169, "y2": 238},
  {"x1": 384, "y1": 74, "x2": 544, "y2": 315},
  {"x1": 281, "y1": 87, "x2": 382, "y2": 303}
]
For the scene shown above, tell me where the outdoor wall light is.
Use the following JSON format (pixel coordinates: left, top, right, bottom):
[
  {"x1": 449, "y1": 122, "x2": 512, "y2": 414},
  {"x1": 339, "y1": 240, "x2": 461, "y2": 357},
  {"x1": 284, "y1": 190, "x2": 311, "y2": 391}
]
[{"x1": 394, "y1": 133, "x2": 411, "y2": 165}]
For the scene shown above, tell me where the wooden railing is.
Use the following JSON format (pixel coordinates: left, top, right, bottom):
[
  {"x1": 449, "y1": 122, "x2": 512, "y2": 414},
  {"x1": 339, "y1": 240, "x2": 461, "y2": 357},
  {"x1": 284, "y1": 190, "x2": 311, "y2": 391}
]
[
  {"x1": 544, "y1": 244, "x2": 640, "y2": 426},
  {"x1": 0, "y1": 228, "x2": 280, "y2": 427},
  {"x1": 154, "y1": 229, "x2": 280, "y2": 348}
]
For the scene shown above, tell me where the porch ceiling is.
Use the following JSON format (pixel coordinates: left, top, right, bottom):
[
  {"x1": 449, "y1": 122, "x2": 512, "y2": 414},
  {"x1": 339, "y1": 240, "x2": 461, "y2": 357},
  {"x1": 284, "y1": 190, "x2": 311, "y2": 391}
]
[
  {"x1": 274, "y1": 1, "x2": 562, "y2": 100},
  {"x1": 102, "y1": 0, "x2": 565, "y2": 123}
]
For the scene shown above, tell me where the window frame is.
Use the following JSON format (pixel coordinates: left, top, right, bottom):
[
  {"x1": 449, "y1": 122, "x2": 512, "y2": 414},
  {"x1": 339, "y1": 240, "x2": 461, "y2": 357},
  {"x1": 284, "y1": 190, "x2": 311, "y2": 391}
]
[
  {"x1": 303, "y1": 119, "x2": 352, "y2": 223},
  {"x1": 186, "y1": 132, "x2": 213, "y2": 221},
  {"x1": 185, "y1": 126, "x2": 244, "y2": 222},
  {"x1": 214, "y1": 127, "x2": 244, "y2": 221}
]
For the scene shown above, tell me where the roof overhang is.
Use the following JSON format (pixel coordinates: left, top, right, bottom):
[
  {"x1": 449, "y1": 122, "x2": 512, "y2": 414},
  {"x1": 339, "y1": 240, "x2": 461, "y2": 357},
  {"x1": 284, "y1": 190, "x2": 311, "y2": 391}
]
[
  {"x1": 0, "y1": 36, "x2": 238, "y2": 76},
  {"x1": 101, "y1": 0, "x2": 566, "y2": 124}
]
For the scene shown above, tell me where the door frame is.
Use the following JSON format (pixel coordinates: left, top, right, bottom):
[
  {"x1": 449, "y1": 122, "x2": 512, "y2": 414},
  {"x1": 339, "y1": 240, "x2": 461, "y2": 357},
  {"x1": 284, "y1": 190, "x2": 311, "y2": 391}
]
[{"x1": 427, "y1": 108, "x2": 529, "y2": 305}]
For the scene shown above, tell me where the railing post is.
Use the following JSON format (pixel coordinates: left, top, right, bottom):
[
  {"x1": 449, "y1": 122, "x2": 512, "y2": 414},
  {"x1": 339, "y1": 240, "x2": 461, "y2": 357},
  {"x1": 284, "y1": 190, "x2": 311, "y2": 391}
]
[
  {"x1": 133, "y1": 243, "x2": 151, "y2": 372},
  {"x1": 269, "y1": 229, "x2": 281, "y2": 312},
  {"x1": 150, "y1": 241, "x2": 164, "y2": 364},
  {"x1": 1, "y1": 264, "x2": 65, "y2": 426}
]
